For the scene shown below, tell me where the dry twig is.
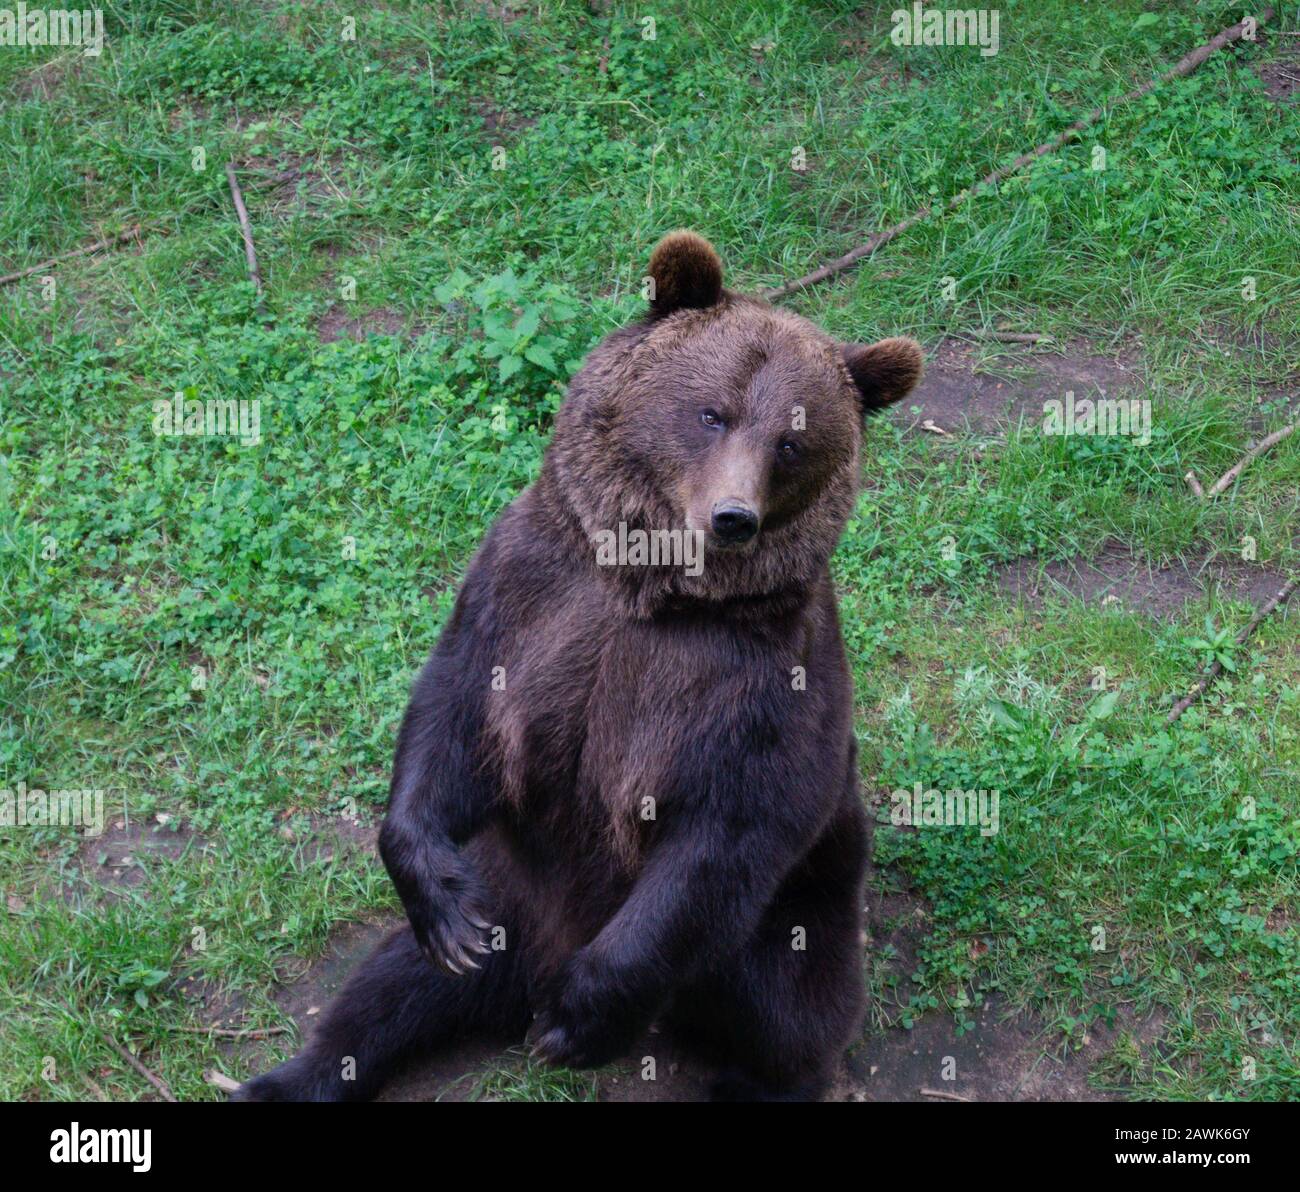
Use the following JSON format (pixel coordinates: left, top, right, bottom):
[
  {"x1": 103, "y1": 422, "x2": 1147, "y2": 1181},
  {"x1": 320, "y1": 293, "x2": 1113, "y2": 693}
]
[
  {"x1": 1185, "y1": 422, "x2": 1297, "y2": 499},
  {"x1": 103, "y1": 1034, "x2": 177, "y2": 1103},
  {"x1": 920, "y1": 1087, "x2": 973, "y2": 1102},
  {"x1": 225, "y1": 161, "x2": 264, "y2": 297},
  {"x1": 0, "y1": 225, "x2": 145, "y2": 287}
]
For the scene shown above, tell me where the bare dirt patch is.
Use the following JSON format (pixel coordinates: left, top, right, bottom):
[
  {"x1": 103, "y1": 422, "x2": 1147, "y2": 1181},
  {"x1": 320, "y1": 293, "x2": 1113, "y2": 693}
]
[
  {"x1": 1256, "y1": 34, "x2": 1300, "y2": 104},
  {"x1": 846, "y1": 997, "x2": 1138, "y2": 1102},
  {"x1": 896, "y1": 338, "x2": 1144, "y2": 434},
  {"x1": 316, "y1": 305, "x2": 407, "y2": 343},
  {"x1": 997, "y1": 541, "x2": 1291, "y2": 621},
  {"x1": 75, "y1": 815, "x2": 206, "y2": 895}
]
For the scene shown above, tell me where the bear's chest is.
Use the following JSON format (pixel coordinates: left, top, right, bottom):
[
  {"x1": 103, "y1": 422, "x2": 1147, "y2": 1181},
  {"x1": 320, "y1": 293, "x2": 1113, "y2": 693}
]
[{"x1": 484, "y1": 611, "x2": 716, "y2": 866}]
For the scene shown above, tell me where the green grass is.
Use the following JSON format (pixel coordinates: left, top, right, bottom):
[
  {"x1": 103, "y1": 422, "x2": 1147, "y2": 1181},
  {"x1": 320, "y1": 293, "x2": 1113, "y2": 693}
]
[
  {"x1": 463, "y1": 1049, "x2": 601, "y2": 1103},
  {"x1": 2, "y1": 0, "x2": 1298, "y2": 1101}
]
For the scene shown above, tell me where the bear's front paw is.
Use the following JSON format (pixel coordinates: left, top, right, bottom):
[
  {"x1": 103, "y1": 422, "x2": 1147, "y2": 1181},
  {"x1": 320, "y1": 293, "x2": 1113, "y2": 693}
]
[
  {"x1": 408, "y1": 891, "x2": 492, "y2": 977},
  {"x1": 381, "y1": 824, "x2": 495, "y2": 976},
  {"x1": 529, "y1": 953, "x2": 642, "y2": 1069},
  {"x1": 402, "y1": 855, "x2": 493, "y2": 976}
]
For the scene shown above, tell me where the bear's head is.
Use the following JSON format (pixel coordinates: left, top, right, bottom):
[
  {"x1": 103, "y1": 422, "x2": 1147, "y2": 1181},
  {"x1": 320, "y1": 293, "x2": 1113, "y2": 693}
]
[{"x1": 542, "y1": 231, "x2": 922, "y2": 616}]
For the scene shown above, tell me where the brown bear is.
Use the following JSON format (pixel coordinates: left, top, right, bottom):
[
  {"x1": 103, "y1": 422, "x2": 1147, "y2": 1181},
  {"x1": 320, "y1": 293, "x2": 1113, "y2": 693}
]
[{"x1": 235, "y1": 231, "x2": 923, "y2": 1102}]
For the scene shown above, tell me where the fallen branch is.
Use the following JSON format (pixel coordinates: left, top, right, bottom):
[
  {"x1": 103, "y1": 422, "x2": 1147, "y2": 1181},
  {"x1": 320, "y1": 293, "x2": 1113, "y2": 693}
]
[
  {"x1": 103, "y1": 1033, "x2": 177, "y2": 1103},
  {"x1": 225, "y1": 161, "x2": 264, "y2": 297},
  {"x1": 1185, "y1": 422, "x2": 1297, "y2": 499},
  {"x1": 920, "y1": 1087, "x2": 973, "y2": 1102},
  {"x1": 0, "y1": 225, "x2": 145, "y2": 288},
  {"x1": 762, "y1": 9, "x2": 1274, "y2": 302},
  {"x1": 166, "y1": 1024, "x2": 289, "y2": 1039},
  {"x1": 205, "y1": 1069, "x2": 242, "y2": 1094},
  {"x1": 1166, "y1": 574, "x2": 1298, "y2": 724}
]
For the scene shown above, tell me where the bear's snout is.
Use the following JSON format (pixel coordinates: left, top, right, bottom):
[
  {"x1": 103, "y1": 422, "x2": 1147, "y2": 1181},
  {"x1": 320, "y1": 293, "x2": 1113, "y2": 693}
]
[{"x1": 710, "y1": 500, "x2": 759, "y2": 545}]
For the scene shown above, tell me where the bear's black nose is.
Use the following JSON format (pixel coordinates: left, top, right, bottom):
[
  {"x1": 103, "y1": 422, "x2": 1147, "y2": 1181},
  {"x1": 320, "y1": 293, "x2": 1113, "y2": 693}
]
[{"x1": 711, "y1": 502, "x2": 759, "y2": 544}]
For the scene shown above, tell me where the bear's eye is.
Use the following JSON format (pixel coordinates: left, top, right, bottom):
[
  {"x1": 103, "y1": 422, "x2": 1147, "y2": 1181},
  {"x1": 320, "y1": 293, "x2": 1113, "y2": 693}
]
[
  {"x1": 700, "y1": 409, "x2": 724, "y2": 429},
  {"x1": 778, "y1": 438, "x2": 800, "y2": 461}
]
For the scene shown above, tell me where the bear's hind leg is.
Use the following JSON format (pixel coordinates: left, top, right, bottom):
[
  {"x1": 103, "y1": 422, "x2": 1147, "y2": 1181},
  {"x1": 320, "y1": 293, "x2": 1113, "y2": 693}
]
[
  {"x1": 666, "y1": 910, "x2": 864, "y2": 1103},
  {"x1": 234, "y1": 922, "x2": 531, "y2": 1101},
  {"x1": 667, "y1": 807, "x2": 868, "y2": 1103},
  {"x1": 674, "y1": 921, "x2": 863, "y2": 1103}
]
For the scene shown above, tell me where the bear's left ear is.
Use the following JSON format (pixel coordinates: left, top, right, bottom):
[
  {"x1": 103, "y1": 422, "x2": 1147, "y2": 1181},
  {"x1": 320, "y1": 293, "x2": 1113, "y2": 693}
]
[
  {"x1": 647, "y1": 230, "x2": 724, "y2": 318},
  {"x1": 842, "y1": 337, "x2": 924, "y2": 416}
]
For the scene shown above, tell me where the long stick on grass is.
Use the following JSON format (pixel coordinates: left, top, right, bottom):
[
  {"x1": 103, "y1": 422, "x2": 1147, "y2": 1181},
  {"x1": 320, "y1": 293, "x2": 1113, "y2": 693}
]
[
  {"x1": 103, "y1": 1034, "x2": 178, "y2": 1103},
  {"x1": 225, "y1": 161, "x2": 264, "y2": 297},
  {"x1": 1166, "y1": 574, "x2": 1298, "y2": 724},
  {"x1": 1185, "y1": 421, "x2": 1297, "y2": 499},
  {"x1": 762, "y1": 9, "x2": 1275, "y2": 302},
  {"x1": 0, "y1": 225, "x2": 145, "y2": 288}
]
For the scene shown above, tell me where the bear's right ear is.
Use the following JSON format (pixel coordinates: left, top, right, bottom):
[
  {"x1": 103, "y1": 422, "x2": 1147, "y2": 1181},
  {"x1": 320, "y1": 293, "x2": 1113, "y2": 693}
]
[
  {"x1": 842, "y1": 337, "x2": 924, "y2": 417},
  {"x1": 647, "y1": 230, "x2": 724, "y2": 318}
]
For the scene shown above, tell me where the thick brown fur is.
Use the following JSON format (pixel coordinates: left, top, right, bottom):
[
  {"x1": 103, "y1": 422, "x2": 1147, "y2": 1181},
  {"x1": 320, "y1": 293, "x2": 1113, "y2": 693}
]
[{"x1": 235, "y1": 231, "x2": 923, "y2": 1103}]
